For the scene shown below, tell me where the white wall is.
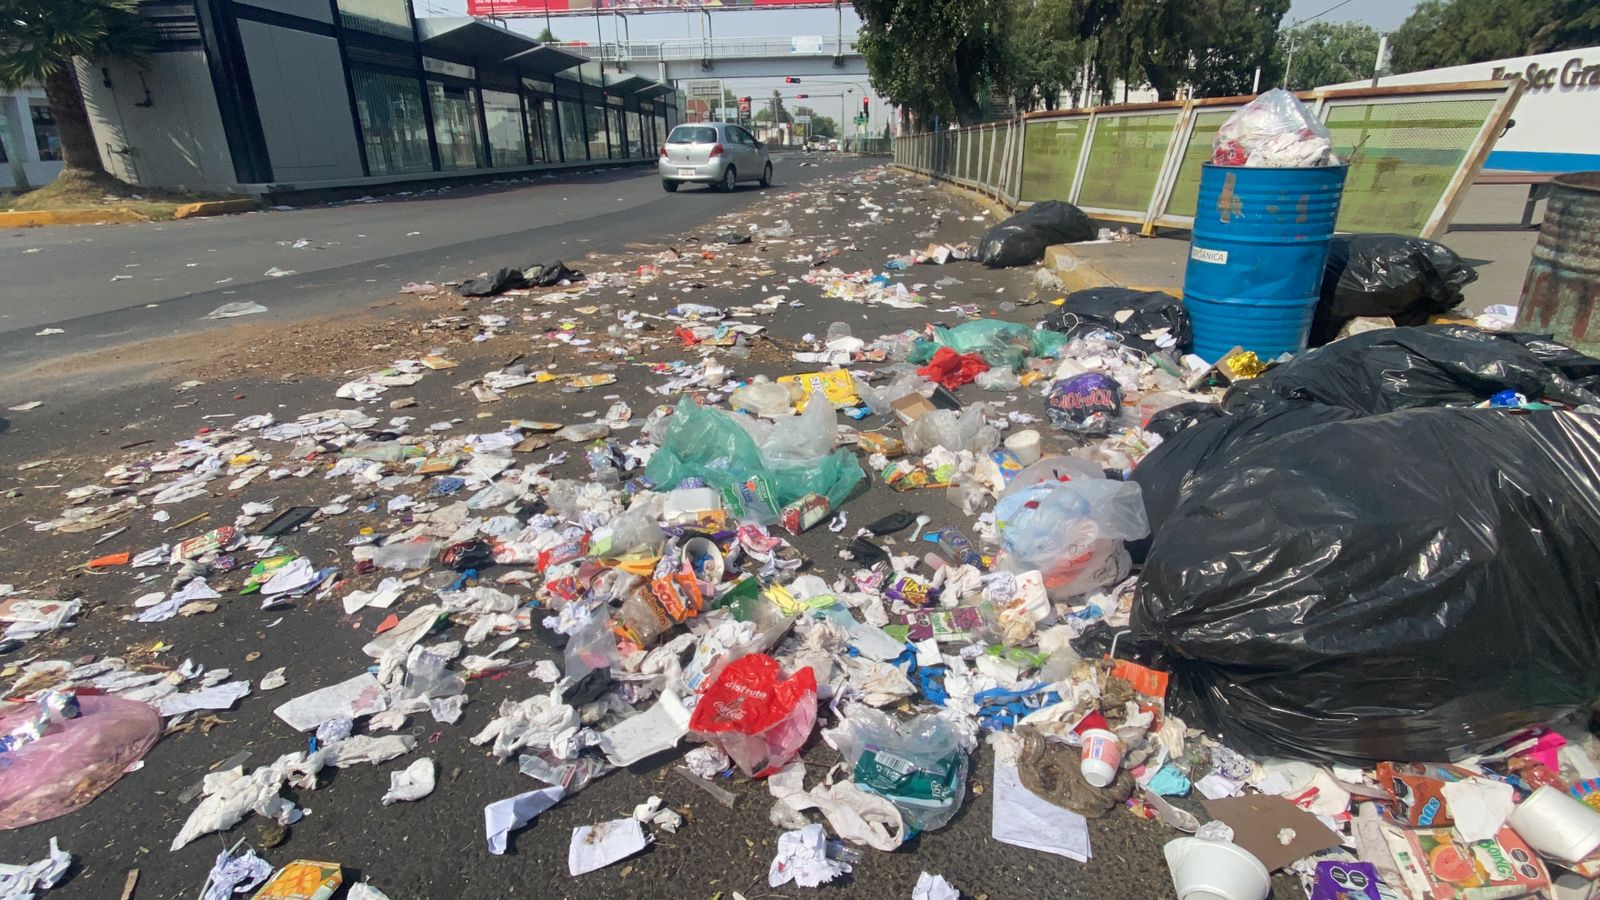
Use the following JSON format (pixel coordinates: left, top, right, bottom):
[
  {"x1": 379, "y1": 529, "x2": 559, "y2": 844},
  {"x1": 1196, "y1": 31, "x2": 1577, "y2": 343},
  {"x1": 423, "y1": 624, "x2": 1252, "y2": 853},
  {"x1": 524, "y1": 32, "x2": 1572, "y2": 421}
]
[
  {"x1": 78, "y1": 54, "x2": 240, "y2": 190},
  {"x1": 1331, "y1": 46, "x2": 1600, "y2": 172},
  {"x1": 237, "y1": 20, "x2": 364, "y2": 183},
  {"x1": 0, "y1": 87, "x2": 65, "y2": 191}
]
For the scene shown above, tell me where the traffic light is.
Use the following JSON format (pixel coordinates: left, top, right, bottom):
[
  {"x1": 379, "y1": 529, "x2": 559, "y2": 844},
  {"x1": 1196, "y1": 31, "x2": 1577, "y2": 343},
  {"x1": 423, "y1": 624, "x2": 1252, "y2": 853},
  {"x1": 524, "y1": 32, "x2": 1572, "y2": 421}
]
[
  {"x1": 861, "y1": 97, "x2": 870, "y2": 118},
  {"x1": 796, "y1": 94, "x2": 808, "y2": 99},
  {"x1": 738, "y1": 96, "x2": 751, "y2": 113},
  {"x1": 784, "y1": 77, "x2": 801, "y2": 84}
]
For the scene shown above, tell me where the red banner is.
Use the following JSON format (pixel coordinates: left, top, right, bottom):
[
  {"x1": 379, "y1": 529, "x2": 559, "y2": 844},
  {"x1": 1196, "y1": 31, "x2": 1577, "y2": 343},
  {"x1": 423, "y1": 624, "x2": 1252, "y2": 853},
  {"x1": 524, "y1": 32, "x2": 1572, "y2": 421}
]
[{"x1": 467, "y1": 0, "x2": 834, "y2": 15}]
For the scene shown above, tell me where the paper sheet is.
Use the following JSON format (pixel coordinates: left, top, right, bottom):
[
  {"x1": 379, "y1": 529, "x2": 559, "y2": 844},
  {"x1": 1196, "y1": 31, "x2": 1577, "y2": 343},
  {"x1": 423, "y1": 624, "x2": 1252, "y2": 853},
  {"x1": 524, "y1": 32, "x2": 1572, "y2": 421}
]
[
  {"x1": 599, "y1": 692, "x2": 689, "y2": 767},
  {"x1": 273, "y1": 673, "x2": 388, "y2": 731},
  {"x1": 484, "y1": 786, "x2": 565, "y2": 855},
  {"x1": 568, "y1": 818, "x2": 650, "y2": 876},
  {"x1": 1440, "y1": 777, "x2": 1515, "y2": 842},
  {"x1": 158, "y1": 680, "x2": 251, "y2": 718},
  {"x1": 768, "y1": 823, "x2": 850, "y2": 888},
  {"x1": 991, "y1": 759, "x2": 1091, "y2": 862}
]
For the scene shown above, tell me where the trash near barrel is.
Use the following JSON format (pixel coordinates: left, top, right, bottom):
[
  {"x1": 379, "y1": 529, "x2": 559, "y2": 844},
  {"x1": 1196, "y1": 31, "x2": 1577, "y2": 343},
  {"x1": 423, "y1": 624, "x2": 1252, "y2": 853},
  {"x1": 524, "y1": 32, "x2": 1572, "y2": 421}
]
[
  {"x1": 1183, "y1": 163, "x2": 1349, "y2": 362},
  {"x1": 1516, "y1": 171, "x2": 1600, "y2": 356}
]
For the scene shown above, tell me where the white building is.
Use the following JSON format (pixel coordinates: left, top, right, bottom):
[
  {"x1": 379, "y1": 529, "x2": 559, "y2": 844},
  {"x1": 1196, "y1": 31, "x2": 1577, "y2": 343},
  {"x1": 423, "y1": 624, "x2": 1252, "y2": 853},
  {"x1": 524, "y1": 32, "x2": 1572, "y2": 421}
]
[
  {"x1": 1334, "y1": 45, "x2": 1600, "y2": 173},
  {"x1": 0, "y1": 85, "x2": 65, "y2": 191}
]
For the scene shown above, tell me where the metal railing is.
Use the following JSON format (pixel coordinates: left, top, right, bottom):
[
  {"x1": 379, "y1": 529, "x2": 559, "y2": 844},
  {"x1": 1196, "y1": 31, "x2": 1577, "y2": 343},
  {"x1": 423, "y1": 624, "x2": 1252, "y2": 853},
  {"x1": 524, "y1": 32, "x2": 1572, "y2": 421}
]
[
  {"x1": 893, "y1": 80, "x2": 1525, "y2": 240},
  {"x1": 552, "y1": 36, "x2": 858, "y2": 64}
]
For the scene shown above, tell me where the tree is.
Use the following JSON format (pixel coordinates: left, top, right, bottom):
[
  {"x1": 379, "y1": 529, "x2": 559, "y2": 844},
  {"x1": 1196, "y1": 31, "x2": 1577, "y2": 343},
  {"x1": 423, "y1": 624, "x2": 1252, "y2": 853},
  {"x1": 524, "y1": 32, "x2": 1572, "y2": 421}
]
[
  {"x1": 0, "y1": 0, "x2": 154, "y2": 176},
  {"x1": 794, "y1": 105, "x2": 838, "y2": 138},
  {"x1": 1278, "y1": 22, "x2": 1380, "y2": 90},
  {"x1": 536, "y1": 26, "x2": 558, "y2": 43},
  {"x1": 1388, "y1": 0, "x2": 1597, "y2": 74},
  {"x1": 1000, "y1": 0, "x2": 1083, "y2": 111},
  {"x1": 1184, "y1": 0, "x2": 1290, "y2": 97},
  {"x1": 853, "y1": 0, "x2": 1010, "y2": 125}
]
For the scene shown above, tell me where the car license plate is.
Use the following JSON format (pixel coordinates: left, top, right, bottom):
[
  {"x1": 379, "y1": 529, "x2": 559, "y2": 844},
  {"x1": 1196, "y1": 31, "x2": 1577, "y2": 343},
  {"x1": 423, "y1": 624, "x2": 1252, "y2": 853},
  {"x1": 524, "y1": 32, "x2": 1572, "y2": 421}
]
[{"x1": 677, "y1": 168, "x2": 695, "y2": 177}]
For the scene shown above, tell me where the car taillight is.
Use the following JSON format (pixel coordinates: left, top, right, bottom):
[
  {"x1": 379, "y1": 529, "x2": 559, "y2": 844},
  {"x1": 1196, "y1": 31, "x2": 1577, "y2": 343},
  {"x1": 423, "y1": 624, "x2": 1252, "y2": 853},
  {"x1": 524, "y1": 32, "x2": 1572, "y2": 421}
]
[
  {"x1": 709, "y1": 143, "x2": 725, "y2": 158},
  {"x1": 660, "y1": 146, "x2": 668, "y2": 158}
]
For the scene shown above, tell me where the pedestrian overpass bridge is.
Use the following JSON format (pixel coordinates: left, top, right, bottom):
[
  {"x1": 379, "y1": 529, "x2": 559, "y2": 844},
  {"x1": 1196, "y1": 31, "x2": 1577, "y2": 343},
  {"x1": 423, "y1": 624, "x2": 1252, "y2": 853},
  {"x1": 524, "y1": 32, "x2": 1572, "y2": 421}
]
[{"x1": 551, "y1": 36, "x2": 869, "y2": 84}]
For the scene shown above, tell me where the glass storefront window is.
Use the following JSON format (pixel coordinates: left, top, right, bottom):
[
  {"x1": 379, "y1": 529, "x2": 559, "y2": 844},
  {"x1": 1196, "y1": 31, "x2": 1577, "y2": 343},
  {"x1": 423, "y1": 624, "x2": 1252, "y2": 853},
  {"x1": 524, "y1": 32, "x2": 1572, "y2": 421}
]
[
  {"x1": 481, "y1": 89, "x2": 525, "y2": 167},
  {"x1": 541, "y1": 99, "x2": 561, "y2": 163},
  {"x1": 653, "y1": 114, "x2": 666, "y2": 151},
  {"x1": 337, "y1": 0, "x2": 413, "y2": 40},
  {"x1": 559, "y1": 100, "x2": 587, "y2": 162},
  {"x1": 626, "y1": 111, "x2": 644, "y2": 158},
  {"x1": 523, "y1": 96, "x2": 546, "y2": 163},
  {"x1": 30, "y1": 103, "x2": 60, "y2": 161},
  {"x1": 429, "y1": 81, "x2": 483, "y2": 170},
  {"x1": 606, "y1": 108, "x2": 623, "y2": 160},
  {"x1": 351, "y1": 69, "x2": 432, "y2": 176},
  {"x1": 586, "y1": 104, "x2": 608, "y2": 161}
]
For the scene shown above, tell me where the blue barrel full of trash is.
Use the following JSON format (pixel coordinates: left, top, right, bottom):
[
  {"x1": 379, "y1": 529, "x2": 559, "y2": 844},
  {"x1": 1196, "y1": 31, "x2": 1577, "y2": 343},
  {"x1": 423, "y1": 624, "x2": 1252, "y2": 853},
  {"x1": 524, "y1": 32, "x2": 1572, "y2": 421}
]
[{"x1": 1183, "y1": 163, "x2": 1349, "y2": 362}]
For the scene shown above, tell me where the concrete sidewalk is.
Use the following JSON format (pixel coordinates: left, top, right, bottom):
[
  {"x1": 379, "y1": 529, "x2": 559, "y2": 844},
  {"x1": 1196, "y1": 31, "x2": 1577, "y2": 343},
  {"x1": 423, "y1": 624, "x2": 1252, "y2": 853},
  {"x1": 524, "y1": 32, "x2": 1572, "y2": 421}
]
[{"x1": 1042, "y1": 182, "x2": 1539, "y2": 316}]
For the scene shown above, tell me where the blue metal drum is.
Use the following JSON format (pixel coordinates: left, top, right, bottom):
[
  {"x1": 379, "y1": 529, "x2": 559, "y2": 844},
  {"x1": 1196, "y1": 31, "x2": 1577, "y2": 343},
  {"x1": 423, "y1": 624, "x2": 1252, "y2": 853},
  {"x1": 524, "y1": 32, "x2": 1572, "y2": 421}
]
[{"x1": 1184, "y1": 163, "x2": 1349, "y2": 362}]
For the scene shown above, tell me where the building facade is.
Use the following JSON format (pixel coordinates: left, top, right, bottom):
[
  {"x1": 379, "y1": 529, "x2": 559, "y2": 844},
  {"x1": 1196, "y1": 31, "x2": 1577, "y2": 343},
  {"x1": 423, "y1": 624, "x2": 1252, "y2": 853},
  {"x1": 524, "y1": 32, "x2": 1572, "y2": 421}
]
[
  {"x1": 0, "y1": 85, "x2": 66, "y2": 191},
  {"x1": 78, "y1": 0, "x2": 679, "y2": 194}
]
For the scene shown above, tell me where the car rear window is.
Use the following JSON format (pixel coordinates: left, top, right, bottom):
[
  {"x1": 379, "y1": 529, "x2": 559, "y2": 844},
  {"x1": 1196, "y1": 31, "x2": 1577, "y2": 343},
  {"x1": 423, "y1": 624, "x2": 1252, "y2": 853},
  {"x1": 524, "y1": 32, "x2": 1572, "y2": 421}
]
[{"x1": 668, "y1": 126, "x2": 717, "y2": 144}]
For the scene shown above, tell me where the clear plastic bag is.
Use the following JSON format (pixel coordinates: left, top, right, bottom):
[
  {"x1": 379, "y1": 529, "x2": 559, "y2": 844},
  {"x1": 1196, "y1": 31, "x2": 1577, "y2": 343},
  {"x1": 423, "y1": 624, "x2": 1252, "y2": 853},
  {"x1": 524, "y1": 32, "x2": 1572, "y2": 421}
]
[
  {"x1": 994, "y1": 457, "x2": 1148, "y2": 600},
  {"x1": 918, "y1": 321, "x2": 1069, "y2": 371},
  {"x1": 758, "y1": 394, "x2": 836, "y2": 471},
  {"x1": 687, "y1": 654, "x2": 816, "y2": 777},
  {"x1": 1212, "y1": 89, "x2": 1337, "y2": 168},
  {"x1": 565, "y1": 613, "x2": 621, "y2": 680},
  {"x1": 905, "y1": 404, "x2": 1000, "y2": 455},
  {"x1": 824, "y1": 708, "x2": 969, "y2": 833}
]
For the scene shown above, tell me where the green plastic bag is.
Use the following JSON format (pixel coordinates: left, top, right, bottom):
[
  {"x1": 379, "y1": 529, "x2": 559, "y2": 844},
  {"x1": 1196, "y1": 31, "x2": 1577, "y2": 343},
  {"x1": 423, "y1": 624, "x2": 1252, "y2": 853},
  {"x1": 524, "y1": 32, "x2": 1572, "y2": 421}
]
[
  {"x1": 923, "y1": 321, "x2": 1069, "y2": 371},
  {"x1": 645, "y1": 398, "x2": 864, "y2": 518}
]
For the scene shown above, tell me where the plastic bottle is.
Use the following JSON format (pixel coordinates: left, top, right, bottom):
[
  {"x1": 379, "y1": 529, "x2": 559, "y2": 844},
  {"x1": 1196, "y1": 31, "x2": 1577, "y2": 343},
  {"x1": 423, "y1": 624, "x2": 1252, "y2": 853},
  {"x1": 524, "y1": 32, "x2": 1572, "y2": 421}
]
[
  {"x1": 934, "y1": 527, "x2": 982, "y2": 567},
  {"x1": 1075, "y1": 710, "x2": 1122, "y2": 788}
]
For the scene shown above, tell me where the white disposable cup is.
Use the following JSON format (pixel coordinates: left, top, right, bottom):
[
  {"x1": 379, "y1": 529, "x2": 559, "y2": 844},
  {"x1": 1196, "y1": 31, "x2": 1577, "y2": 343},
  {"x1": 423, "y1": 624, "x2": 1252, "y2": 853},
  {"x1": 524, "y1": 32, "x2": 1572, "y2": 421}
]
[
  {"x1": 1079, "y1": 728, "x2": 1122, "y2": 788},
  {"x1": 1164, "y1": 837, "x2": 1272, "y2": 900},
  {"x1": 1509, "y1": 785, "x2": 1600, "y2": 864},
  {"x1": 1004, "y1": 429, "x2": 1042, "y2": 465}
]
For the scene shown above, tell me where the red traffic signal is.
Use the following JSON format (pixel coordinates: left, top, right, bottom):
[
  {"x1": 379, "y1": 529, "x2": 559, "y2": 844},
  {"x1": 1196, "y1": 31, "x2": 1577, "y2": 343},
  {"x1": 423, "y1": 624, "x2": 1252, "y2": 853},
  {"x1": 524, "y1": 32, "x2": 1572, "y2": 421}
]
[
  {"x1": 738, "y1": 96, "x2": 751, "y2": 113},
  {"x1": 861, "y1": 97, "x2": 870, "y2": 117},
  {"x1": 784, "y1": 77, "x2": 801, "y2": 84}
]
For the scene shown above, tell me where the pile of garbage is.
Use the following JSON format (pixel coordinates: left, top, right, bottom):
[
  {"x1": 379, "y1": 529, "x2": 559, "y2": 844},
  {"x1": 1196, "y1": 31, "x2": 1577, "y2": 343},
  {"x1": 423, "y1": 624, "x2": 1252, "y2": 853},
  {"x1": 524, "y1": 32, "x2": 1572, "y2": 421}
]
[{"x1": 9, "y1": 163, "x2": 1600, "y2": 900}]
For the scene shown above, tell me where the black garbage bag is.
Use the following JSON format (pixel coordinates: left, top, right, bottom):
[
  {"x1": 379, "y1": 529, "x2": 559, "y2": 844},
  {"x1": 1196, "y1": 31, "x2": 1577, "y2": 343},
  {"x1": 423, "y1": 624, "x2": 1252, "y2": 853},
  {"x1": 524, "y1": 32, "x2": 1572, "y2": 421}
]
[
  {"x1": 459, "y1": 267, "x2": 526, "y2": 297},
  {"x1": 978, "y1": 201, "x2": 1094, "y2": 268},
  {"x1": 1134, "y1": 408, "x2": 1600, "y2": 763},
  {"x1": 524, "y1": 260, "x2": 584, "y2": 287},
  {"x1": 1127, "y1": 400, "x2": 1357, "y2": 563},
  {"x1": 1310, "y1": 234, "x2": 1478, "y2": 345},
  {"x1": 1143, "y1": 402, "x2": 1229, "y2": 440},
  {"x1": 1223, "y1": 325, "x2": 1600, "y2": 417},
  {"x1": 1042, "y1": 287, "x2": 1192, "y2": 353}
]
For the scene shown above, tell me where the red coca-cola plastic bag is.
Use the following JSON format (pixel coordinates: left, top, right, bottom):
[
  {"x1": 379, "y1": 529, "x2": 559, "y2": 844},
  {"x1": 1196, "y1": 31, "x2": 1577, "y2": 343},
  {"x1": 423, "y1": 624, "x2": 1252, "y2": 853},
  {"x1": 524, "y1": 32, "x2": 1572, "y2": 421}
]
[{"x1": 688, "y1": 654, "x2": 816, "y2": 777}]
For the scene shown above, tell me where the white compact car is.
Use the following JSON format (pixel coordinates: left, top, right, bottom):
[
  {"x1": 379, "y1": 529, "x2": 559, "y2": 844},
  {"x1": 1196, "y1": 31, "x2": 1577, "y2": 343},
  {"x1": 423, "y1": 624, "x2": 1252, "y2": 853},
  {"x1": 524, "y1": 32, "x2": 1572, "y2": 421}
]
[{"x1": 659, "y1": 122, "x2": 773, "y2": 193}]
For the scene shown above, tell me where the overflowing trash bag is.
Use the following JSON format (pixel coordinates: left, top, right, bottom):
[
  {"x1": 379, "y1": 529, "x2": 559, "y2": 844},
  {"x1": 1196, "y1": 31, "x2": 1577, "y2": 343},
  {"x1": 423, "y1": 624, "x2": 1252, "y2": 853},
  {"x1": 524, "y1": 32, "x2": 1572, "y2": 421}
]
[
  {"x1": 1042, "y1": 287, "x2": 1193, "y2": 353},
  {"x1": 1212, "y1": 88, "x2": 1337, "y2": 168},
  {"x1": 1222, "y1": 326, "x2": 1600, "y2": 417},
  {"x1": 978, "y1": 201, "x2": 1094, "y2": 268},
  {"x1": 993, "y1": 457, "x2": 1148, "y2": 600},
  {"x1": 644, "y1": 397, "x2": 865, "y2": 520},
  {"x1": 1127, "y1": 400, "x2": 1358, "y2": 563},
  {"x1": 0, "y1": 695, "x2": 162, "y2": 829},
  {"x1": 1134, "y1": 408, "x2": 1600, "y2": 763},
  {"x1": 1310, "y1": 234, "x2": 1477, "y2": 345}
]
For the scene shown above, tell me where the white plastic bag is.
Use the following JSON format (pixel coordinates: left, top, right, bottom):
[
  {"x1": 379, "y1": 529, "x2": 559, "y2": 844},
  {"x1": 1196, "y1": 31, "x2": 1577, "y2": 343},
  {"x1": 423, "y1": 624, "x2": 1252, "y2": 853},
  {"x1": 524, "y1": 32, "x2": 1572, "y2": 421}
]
[
  {"x1": 993, "y1": 457, "x2": 1148, "y2": 599},
  {"x1": 1213, "y1": 89, "x2": 1337, "y2": 168}
]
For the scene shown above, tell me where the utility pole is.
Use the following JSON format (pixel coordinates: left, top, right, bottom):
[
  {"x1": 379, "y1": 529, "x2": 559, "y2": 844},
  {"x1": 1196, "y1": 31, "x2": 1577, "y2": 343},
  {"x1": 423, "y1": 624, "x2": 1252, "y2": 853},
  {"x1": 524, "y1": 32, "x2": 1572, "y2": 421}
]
[{"x1": 1371, "y1": 33, "x2": 1390, "y2": 87}]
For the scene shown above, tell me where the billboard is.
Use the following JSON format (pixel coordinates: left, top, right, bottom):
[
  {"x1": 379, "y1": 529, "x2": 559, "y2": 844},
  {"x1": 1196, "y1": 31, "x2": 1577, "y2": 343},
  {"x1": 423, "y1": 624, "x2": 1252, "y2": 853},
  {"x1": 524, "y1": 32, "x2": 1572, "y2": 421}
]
[{"x1": 467, "y1": 0, "x2": 835, "y2": 16}]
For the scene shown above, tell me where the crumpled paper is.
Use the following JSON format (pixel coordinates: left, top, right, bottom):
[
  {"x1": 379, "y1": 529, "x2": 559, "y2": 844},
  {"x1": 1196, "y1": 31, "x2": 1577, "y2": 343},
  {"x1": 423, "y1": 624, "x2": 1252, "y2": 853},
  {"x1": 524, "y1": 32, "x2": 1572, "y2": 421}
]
[
  {"x1": 485, "y1": 786, "x2": 565, "y2": 855},
  {"x1": 768, "y1": 761, "x2": 906, "y2": 851},
  {"x1": 768, "y1": 823, "x2": 850, "y2": 888},
  {"x1": 200, "y1": 846, "x2": 273, "y2": 900},
  {"x1": 913, "y1": 872, "x2": 960, "y2": 900},
  {"x1": 0, "y1": 838, "x2": 71, "y2": 897},
  {"x1": 381, "y1": 757, "x2": 436, "y2": 805}
]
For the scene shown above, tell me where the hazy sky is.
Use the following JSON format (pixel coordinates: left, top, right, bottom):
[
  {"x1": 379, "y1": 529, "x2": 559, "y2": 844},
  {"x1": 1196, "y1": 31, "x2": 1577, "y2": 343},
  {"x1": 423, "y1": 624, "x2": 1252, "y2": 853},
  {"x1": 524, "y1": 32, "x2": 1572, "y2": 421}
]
[{"x1": 418, "y1": 0, "x2": 1424, "y2": 116}]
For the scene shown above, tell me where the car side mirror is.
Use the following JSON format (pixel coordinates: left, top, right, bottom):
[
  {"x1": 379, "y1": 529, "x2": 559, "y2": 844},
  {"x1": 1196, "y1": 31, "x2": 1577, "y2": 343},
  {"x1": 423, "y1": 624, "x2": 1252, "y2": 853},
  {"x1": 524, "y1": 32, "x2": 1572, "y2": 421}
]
[{"x1": 754, "y1": 141, "x2": 764, "y2": 149}]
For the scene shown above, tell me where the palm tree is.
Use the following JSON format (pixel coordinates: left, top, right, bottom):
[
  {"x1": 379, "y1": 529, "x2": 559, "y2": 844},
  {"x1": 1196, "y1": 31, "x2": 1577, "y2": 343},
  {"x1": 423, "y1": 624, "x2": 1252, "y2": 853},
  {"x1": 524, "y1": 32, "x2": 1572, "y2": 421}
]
[{"x1": 0, "y1": 0, "x2": 153, "y2": 177}]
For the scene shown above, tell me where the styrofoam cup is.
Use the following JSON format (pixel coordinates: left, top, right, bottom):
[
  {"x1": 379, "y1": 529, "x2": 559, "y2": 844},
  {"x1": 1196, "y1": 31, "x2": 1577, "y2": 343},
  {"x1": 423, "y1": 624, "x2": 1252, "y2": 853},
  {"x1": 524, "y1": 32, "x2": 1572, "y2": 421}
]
[
  {"x1": 1164, "y1": 837, "x2": 1271, "y2": 900},
  {"x1": 1510, "y1": 785, "x2": 1600, "y2": 864},
  {"x1": 1079, "y1": 728, "x2": 1122, "y2": 788},
  {"x1": 1004, "y1": 429, "x2": 1042, "y2": 465}
]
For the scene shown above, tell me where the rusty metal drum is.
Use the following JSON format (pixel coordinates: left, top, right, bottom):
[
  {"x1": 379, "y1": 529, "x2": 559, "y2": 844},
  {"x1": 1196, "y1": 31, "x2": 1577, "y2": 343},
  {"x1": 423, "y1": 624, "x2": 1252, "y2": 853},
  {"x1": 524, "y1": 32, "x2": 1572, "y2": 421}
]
[{"x1": 1517, "y1": 172, "x2": 1600, "y2": 356}]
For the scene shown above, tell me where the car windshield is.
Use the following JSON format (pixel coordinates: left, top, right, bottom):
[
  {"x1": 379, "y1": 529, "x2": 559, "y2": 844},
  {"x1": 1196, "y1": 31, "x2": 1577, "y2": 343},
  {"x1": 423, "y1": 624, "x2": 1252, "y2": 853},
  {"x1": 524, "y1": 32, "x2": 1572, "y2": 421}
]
[{"x1": 667, "y1": 126, "x2": 717, "y2": 144}]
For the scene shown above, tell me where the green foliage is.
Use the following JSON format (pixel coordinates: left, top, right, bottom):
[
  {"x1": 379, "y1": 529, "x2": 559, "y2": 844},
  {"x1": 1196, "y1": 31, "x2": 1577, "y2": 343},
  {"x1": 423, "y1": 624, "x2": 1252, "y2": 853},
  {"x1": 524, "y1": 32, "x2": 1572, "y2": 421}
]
[
  {"x1": 1388, "y1": 0, "x2": 1599, "y2": 74},
  {"x1": 535, "y1": 26, "x2": 558, "y2": 43},
  {"x1": 852, "y1": 0, "x2": 1010, "y2": 124},
  {"x1": 0, "y1": 0, "x2": 153, "y2": 88},
  {"x1": 1278, "y1": 21, "x2": 1380, "y2": 91}
]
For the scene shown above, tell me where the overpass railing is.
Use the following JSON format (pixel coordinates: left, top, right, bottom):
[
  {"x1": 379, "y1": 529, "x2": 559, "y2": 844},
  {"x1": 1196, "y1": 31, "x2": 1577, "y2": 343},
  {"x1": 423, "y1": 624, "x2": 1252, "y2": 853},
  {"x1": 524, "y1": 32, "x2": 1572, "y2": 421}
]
[
  {"x1": 893, "y1": 79, "x2": 1523, "y2": 240},
  {"x1": 553, "y1": 37, "x2": 857, "y2": 64}
]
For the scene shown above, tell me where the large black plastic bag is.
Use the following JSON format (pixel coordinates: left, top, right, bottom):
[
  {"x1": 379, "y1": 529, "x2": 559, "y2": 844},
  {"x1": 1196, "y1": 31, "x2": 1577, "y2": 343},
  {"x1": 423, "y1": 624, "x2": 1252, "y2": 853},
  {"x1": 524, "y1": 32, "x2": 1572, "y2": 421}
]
[
  {"x1": 978, "y1": 201, "x2": 1094, "y2": 268},
  {"x1": 1127, "y1": 400, "x2": 1357, "y2": 563},
  {"x1": 1134, "y1": 408, "x2": 1600, "y2": 763},
  {"x1": 1042, "y1": 287, "x2": 1192, "y2": 353},
  {"x1": 1310, "y1": 234, "x2": 1477, "y2": 345},
  {"x1": 1223, "y1": 325, "x2": 1600, "y2": 417}
]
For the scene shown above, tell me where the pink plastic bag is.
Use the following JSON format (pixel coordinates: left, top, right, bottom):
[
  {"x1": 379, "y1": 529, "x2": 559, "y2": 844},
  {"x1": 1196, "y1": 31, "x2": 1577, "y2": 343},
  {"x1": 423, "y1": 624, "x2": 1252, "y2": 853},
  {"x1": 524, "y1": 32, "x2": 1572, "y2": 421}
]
[
  {"x1": 688, "y1": 654, "x2": 816, "y2": 778},
  {"x1": 0, "y1": 695, "x2": 161, "y2": 829}
]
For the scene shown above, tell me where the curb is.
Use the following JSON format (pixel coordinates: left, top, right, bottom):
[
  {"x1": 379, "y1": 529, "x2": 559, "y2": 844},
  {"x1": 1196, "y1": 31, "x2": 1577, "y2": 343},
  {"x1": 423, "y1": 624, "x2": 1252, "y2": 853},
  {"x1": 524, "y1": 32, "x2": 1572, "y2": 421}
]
[
  {"x1": 1043, "y1": 244, "x2": 1120, "y2": 294},
  {"x1": 0, "y1": 207, "x2": 149, "y2": 228},
  {"x1": 173, "y1": 198, "x2": 259, "y2": 219}
]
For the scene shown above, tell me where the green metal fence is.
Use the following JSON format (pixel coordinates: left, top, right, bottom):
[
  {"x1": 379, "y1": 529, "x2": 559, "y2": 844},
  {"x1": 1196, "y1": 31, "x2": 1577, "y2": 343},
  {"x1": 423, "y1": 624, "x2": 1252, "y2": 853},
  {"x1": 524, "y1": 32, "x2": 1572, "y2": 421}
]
[{"x1": 893, "y1": 80, "x2": 1523, "y2": 240}]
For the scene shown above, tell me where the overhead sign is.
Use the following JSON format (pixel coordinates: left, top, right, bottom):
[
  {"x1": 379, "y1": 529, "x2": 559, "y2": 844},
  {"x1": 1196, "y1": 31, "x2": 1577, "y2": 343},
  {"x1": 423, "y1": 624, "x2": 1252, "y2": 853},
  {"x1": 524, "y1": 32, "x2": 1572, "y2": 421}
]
[{"x1": 467, "y1": 0, "x2": 835, "y2": 16}]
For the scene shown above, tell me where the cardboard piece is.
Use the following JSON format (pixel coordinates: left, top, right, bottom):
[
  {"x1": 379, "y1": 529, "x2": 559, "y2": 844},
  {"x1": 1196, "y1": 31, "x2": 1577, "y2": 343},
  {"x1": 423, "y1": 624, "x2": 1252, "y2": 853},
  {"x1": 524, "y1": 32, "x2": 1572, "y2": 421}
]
[
  {"x1": 1199, "y1": 793, "x2": 1343, "y2": 871},
  {"x1": 891, "y1": 393, "x2": 936, "y2": 425}
]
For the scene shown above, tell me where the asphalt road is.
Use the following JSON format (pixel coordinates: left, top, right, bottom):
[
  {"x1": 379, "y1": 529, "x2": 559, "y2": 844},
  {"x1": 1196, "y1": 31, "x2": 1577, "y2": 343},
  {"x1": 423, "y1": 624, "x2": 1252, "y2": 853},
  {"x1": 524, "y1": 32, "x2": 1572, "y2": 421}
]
[
  {"x1": 0, "y1": 158, "x2": 1236, "y2": 899},
  {"x1": 0, "y1": 155, "x2": 836, "y2": 382}
]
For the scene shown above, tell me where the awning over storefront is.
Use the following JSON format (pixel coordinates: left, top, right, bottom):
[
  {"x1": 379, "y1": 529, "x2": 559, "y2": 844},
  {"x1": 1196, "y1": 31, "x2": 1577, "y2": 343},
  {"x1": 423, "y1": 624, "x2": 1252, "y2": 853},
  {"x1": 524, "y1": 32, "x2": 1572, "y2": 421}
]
[{"x1": 417, "y1": 17, "x2": 540, "y2": 63}]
